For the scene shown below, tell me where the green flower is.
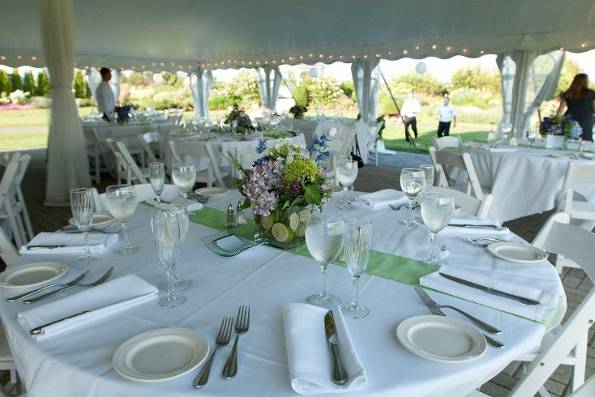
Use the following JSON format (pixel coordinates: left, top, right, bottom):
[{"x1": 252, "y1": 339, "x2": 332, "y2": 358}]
[{"x1": 284, "y1": 159, "x2": 320, "y2": 184}]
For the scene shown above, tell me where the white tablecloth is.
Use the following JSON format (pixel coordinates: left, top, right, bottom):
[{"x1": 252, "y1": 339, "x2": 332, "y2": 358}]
[
  {"x1": 0, "y1": 192, "x2": 564, "y2": 397},
  {"x1": 466, "y1": 145, "x2": 595, "y2": 223}
]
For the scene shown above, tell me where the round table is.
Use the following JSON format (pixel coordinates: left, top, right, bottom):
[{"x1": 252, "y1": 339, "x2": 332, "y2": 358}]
[
  {"x1": 465, "y1": 143, "x2": 595, "y2": 223},
  {"x1": 0, "y1": 191, "x2": 564, "y2": 397}
]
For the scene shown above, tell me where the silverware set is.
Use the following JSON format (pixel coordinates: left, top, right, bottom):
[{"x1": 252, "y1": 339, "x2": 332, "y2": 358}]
[
  {"x1": 6, "y1": 267, "x2": 114, "y2": 304},
  {"x1": 414, "y1": 287, "x2": 504, "y2": 348},
  {"x1": 389, "y1": 203, "x2": 419, "y2": 211},
  {"x1": 459, "y1": 236, "x2": 504, "y2": 248},
  {"x1": 194, "y1": 305, "x2": 251, "y2": 388}
]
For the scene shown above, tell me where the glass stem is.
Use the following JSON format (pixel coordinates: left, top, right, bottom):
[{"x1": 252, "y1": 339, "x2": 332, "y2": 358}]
[
  {"x1": 122, "y1": 220, "x2": 130, "y2": 247},
  {"x1": 84, "y1": 231, "x2": 91, "y2": 257},
  {"x1": 430, "y1": 232, "x2": 438, "y2": 262},
  {"x1": 352, "y1": 275, "x2": 360, "y2": 307},
  {"x1": 166, "y1": 262, "x2": 176, "y2": 301},
  {"x1": 156, "y1": 194, "x2": 161, "y2": 204},
  {"x1": 409, "y1": 199, "x2": 414, "y2": 223},
  {"x1": 320, "y1": 264, "x2": 328, "y2": 297}
]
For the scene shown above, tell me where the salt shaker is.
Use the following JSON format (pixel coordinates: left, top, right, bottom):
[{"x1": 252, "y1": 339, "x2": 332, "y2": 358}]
[
  {"x1": 225, "y1": 203, "x2": 237, "y2": 229},
  {"x1": 236, "y1": 201, "x2": 247, "y2": 225}
]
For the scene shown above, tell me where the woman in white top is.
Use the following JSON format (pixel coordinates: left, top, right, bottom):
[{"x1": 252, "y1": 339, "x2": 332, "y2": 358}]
[{"x1": 436, "y1": 95, "x2": 456, "y2": 137}]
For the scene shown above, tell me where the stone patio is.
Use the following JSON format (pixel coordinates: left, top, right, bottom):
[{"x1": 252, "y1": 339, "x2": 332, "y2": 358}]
[{"x1": 1, "y1": 148, "x2": 593, "y2": 396}]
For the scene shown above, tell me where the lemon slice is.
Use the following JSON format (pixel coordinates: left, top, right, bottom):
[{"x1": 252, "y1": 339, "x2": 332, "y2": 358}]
[
  {"x1": 289, "y1": 213, "x2": 300, "y2": 231},
  {"x1": 296, "y1": 222, "x2": 307, "y2": 237},
  {"x1": 271, "y1": 223, "x2": 290, "y2": 243},
  {"x1": 298, "y1": 209, "x2": 312, "y2": 223},
  {"x1": 261, "y1": 215, "x2": 274, "y2": 230}
]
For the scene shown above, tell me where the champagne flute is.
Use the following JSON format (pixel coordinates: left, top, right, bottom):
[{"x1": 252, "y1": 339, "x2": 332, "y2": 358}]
[
  {"x1": 172, "y1": 164, "x2": 196, "y2": 200},
  {"x1": 105, "y1": 184, "x2": 139, "y2": 255},
  {"x1": 305, "y1": 213, "x2": 345, "y2": 309},
  {"x1": 158, "y1": 203, "x2": 191, "y2": 292},
  {"x1": 336, "y1": 158, "x2": 358, "y2": 209},
  {"x1": 149, "y1": 162, "x2": 165, "y2": 204},
  {"x1": 342, "y1": 219, "x2": 372, "y2": 318},
  {"x1": 151, "y1": 204, "x2": 187, "y2": 308},
  {"x1": 420, "y1": 192, "x2": 454, "y2": 265},
  {"x1": 400, "y1": 168, "x2": 426, "y2": 226},
  {"x1": 70, "y1": 188, "x2": 96, "y2": 263}
]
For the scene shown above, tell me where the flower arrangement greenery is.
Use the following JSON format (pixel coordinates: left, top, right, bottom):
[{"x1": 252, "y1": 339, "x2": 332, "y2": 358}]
[
  {"x1": 224, "y1": 104, "x2": 253, "y2": 133},
  {"x1": 289, "y1": 104, "x2": 308, "y2": 119},
  {"x1": 540, "y1": 115, "x2": 582, "y2": 139}
]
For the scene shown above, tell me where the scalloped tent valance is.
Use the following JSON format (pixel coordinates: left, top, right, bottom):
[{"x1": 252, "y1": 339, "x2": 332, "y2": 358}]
[{"x1": 1, "y1": 0, "x2": 594, "y2": 71}]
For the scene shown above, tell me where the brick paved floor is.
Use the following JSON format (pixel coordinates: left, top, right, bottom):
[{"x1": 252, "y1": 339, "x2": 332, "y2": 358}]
[{"x1": 1, "y1": 150, "x2": 593, "y2": 396}]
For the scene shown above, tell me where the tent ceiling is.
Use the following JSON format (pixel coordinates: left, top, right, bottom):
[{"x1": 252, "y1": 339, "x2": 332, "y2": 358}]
[{"x1": 1, "y1": 0, "x2": 595, "y2": 71}]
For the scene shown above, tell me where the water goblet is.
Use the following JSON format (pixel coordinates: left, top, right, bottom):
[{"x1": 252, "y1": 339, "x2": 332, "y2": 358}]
[
  {"x1": 105, "y1": 184, "x2": 139, "y2": 255},
  {"x1": 419, "y1": 164, "x2": 435, "y2": 189},
  {"x1": 336, "y1": 159, "x2": 358, "y2": 209},
  {"x1": 420, "y1": 192, "x2": 455, "y2": 265},
  {"x1": 399, "y1": 168, "x2": 426, "y2": 226},
  {"x1": 172, "y1": 164, "x2": 196, "y2": 200},
  {"x1": 341, "y1": 219, "x2": 372, "y2": 318},
  {"x1": 151, "y1": 204, "x2": 187, "y2": 308},
  {"x1": 149, "y1": 162, "x2": 165, "y2": 204},
  {"x1": 305, "y1": 213, "x2": 345, "y2": 309},
  {"x1": 70, "y1": 188, "x2": 96, "y2": 263}
]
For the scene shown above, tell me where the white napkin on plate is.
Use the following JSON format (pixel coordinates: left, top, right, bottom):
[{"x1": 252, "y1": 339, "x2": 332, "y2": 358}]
[
  {"x1": 420, "y1": 265, "x2": 559, "y2": 321},
  {"x1": 283, "y1": 303, "x2": 367, "y2": 395},
  {"x1": 18, "y1": 275, "x2": 157, "y2": 341},
  {"x1": 358, "y1": 189, "x2": 408, "y2": 210},
  {"x1": 21, "y1": 232, "x2": 118, "y2": 254},
  {"x1": 442, "y1": 218, "x2": 510, "y2": 236}
]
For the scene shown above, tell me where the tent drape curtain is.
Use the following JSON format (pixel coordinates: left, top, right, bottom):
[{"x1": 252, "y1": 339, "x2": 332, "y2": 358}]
[
  {"x1": 110, "y1": 69, "x2": 120, "y2": 103},
  {"x1": 497, "y1": 50, "x2": 565, "y2": 139},
  {"x1": 86, "y1": 68, "x2": 102, "y2": 102},
  {"x1": 190, "y1": 67, "x2": 213, "y2": 119},
  {"x1": 41, "y1": 0, "x2": 91, "y2": 206},
  {"x1": 257, "y1": 65, "x2": 281, "y2": 111},
  {"x1": 351, "y1": 58, "x2": 380, "y2": 124}
]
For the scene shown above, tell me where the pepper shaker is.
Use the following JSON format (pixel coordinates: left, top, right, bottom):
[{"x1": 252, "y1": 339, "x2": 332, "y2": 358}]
[
  {"x1": 225, "y1": 203, "x2": 237, "y2": 229},
  {"x1": 236, "y1": 201, "x2": 247, "y2": 225}
]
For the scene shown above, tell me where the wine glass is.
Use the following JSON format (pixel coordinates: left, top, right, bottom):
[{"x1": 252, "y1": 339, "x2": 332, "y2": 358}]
[
  {"x1": 70, "y1": 188, "x2": 96, "y2": 263},
  {"x1": 305, "y1": 213, "x2": 345, "y2": 309},
  {"x1": 105, "y1": 184, "x2": 139, "y2": 255},
  {"x1": 151, "y1": 204, "x2": 187, "y2": 308},
  {"x1": 336, "y1": 158, "x2": 358, "y2": 209},
  {"x1": 400, "y1": 168, "x2": 426, "y2": 226},
  {"x1": 342, "y1": 219, "x2": 372, "y2": 318},
  {"x1": 149, "y1": 162, "x2": 165, "y2": 204},
  {"x1": 420, "y1": 191, "x2": 455, "y2": 265},
  {"x1": 419, "y1": 164, "x2": 435, "y2": 188},
  {"x1": 172, "y1": 164, "x2": 196, "y2": 200}
]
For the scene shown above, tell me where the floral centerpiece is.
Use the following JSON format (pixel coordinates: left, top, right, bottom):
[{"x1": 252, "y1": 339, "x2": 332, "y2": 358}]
[
  {"x1": 289, "y1": 104, "x2": 308, "y2": 119},
  {"x1": 224, "y1": 104, "x2": 253, "y2": 134},
  {"x1": 539, "y1": 115, "x2": 582, "y2": 139},
  {"x1": 115, "y1": 105, "x2": 133, "y2": 123},
  {"x1": 229, "y1": 136, "x2": 331, "y2": 248}
]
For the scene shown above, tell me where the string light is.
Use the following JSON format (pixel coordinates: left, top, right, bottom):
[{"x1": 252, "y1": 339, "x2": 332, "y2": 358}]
[
  {"x1": 31, "y1": 56, "x2": 37, "y2": 60},
  {"x1": 403, "y1": 49, "x2": 408, "y2": 55},
  {"x1": 386, "y1": 50, "x2": 392, "y2": 55},
  {"x1": 431, "y1": 44, "x2": 437, "y2": 50},
  {"x1": 446, "y1": 46, "x2": 452, "y2": 51},
  {"x1": 463, "y1": 48, "x2": 468, "y2": 53},
  {"x1": 363, "y1": 54, "x2": 368, "y2": 59},
  {"x1": 319, "y1": 54, "x2": 324, "y2": 58},
  {"x1": 560, "y1": 47, "x2": 565, "y2": 51},
  {"x1": 581, "y1": 42, "x2": 587, "y2": 48},
  {"x1": 339, "y1": 55, "x2": 344, "y2": 59},
  {"x1": 16, "y1": 55, "x2": 22, "y2": 59},
  {"x1": 480, "y1": 50, "x2": 485, "y2": 54},
  {"x1": 415, "y1": 46, "x2": 420, "y2": 50},
  {"x1": 0, "y1": 56, "x2": 5, "y2": 60}
]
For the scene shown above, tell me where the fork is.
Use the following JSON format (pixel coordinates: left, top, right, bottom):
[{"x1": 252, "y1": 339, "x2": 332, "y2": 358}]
[
  {"x1": 194, "y1": 317, "x2": 233, "y2": 388},
  {"x1": 23, "y1": 267, "x2": 114, "y2": 304},
  {"x1": 7, "y1": 270, "x2": 90, "y2": 302},
  {"x1": 460, "y1": 236, "x2": 503, "y2": 248},
  {"x1": 414, "y1": 288, "x2": 504, "y2": 348},
  {"x1": 222, "y1": 305, "x2": 251, "y2": 379},
  {"x1": 389, "y1": 203, "x2": 419, "y2": 211},
  {"x1": 415, "y1": 287, "x2": 501, "y2": 334}
]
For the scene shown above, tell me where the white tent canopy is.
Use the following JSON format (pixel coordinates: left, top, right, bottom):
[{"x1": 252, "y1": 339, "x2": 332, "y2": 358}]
[{"x1": 1, "y1": 0, "x2": 595, "y2": 72}]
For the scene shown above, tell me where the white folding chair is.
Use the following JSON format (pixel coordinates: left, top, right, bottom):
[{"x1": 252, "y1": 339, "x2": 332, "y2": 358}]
[
  {"x1": 0, "y1": 228, "x2": 18, "y2": 266},
  {"x1": 429, "y1": 147, "x2": 487, "y2": 200},
  {"x1": 110, "y1": 125, "x2": 146, "y2": 167},
  {"x1": 170, "y1": 140, "x2": 228, "y2": 187},
  {"x1": 105, "y1": 138, "x2": 129, "y2": 184},
  {"x1": 137, "y1": 132, "x2": 160, "y2": 166},
  {"x1": 367, "y1": 120, "x2": 384, "y2": 166},
  {"x1": 426, "y1": 186, "x2": 493, "y2": 219},
  {"x1": 432, "y1": 135, "x2": 463, "y2": 150},
  {"x1": 469, "y1": 212, "x2": 595, "y2": 397},
  {"x1": 114, "y1": 141, "x2": 150, "y2": 184},
  {"x1": 0, "y1": 153, "x2": 33, "y2": 249},
  {"x1": 568, "y1": 375, "x2": 595, "y2": 397},
  {"x1": 83, "y1": 128, "x2": 106, "y2": 184}
]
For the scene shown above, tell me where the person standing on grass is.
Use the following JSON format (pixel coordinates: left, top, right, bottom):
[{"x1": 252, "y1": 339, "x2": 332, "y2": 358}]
[
  {"x1": 436, "y1": 95, "x2": 456, "y2": 137},
  {"x1": 401, "y1": 90, "x2": 420, "y2": 143},
  {"x1": 95, "y1": 67, "x2": 116, "y2": 121}
]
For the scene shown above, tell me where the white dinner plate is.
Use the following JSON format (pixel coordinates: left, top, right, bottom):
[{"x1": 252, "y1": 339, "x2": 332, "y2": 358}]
[
  {"x1": 113, "y1": 328, "x2": 208, "y2": 382},
  {"x1": 69, "y1": 213, "x2": 115, "y2": 230},
  {"x1": 0, "y1": 262, "x2": 67, "y2": 289},
  {"x1": 487, "y1": 241, "x2": 547, "y2": 263},
  {"x1": 195, "y1": 187, "x2": 229, "y2": 197},
  {"x1": 397, "y1": 315, "x2": 486, "y2": 363}
]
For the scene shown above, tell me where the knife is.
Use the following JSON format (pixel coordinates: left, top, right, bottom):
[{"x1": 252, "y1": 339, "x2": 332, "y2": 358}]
[
  {"x1": 324, "y1": 311, "x2": 349, "y2": 385},
  {"x1": 26, "y1": 245, "x2": 68, "y2": 250},
  {"x1": 439, "y1": 272, "x2": 540, "y2": 305},
  {"x1": 7, "y1": 271, "x2": 90, "y2": 302},
  {"x1": 447, "y1": 223, "x2": 503, "y2": 229},
  {"x1": 29, "y1": 299, "x2": 116, "y2": 335}
]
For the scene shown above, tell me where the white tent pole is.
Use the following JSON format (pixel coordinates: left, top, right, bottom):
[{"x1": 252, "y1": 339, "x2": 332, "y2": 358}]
[
  {"x1": 510, "y1": 50, "x2": 537, "y2": 139},
  {"x1": 40, "y1": 0, "x2": 91, "y2": 206},
  {"x1": 351, "y1": 58, "x2": 380, "y2": 124},
  {"x1": 256, "y1": 65, "x2": 281, "y2": 112},
  {"x1": 190, "y1": 67, "x2": 212, "y2": 119},
  {"x1": 110, "y1": 69, "x2": 120, "y2": 104}
]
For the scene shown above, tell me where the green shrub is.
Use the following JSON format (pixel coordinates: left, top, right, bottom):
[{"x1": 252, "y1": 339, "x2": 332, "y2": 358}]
[
  {"x1": 9, "y1": 71, "x2": 22, "y2": 92},
  {"x1": 339, "y1": 80, "x2": 354, "y2": 98},
  {"x1": 208, "y1": 93, "x2": 232, "y2": 110},
  {"x1": 449, "y1": 88, "x2": 494, "y2": 109},
  {"x1": 0, "y1": 70, "x2": 9, "y2": 95},
  {"x1": 390, "y1": 73, "x2": 448, "y2": 96},
  {"x1": 293, "y1": 84, "x2": 309, "y2": 106},
  {"x1": 30, "y1": 96, "x2": 50, "y2": 108},
  {"x1": 451, "y1": 67, "x2": 500, "y2": 94},
  {"x1": 23, "y1": 72, "x2": 36, "y2": 95},
  {"x1": 76, "y1": 98, "x2": 93, "y2": 107},
  {"x1": 378, "y1": 93, "x2": 403, "y2": 115},
  {"x1": 36, "y1": 71, "x2": 51, "y2": 96},
  {"x1": 73, "y1": 70, "x2": 90, "y2": 98},
  {"x1": 304, "y1": 77, "x2": 343, "y2": 107}
]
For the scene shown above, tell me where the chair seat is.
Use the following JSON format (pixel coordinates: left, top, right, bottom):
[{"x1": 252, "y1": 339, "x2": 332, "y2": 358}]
[{"x1": 568, "y1": 201, "x2": 595, "y2": 221}]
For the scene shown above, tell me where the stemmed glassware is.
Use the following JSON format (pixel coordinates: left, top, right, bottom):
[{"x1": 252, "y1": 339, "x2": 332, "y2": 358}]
[
  {"x1": 105, "y1": 184, "x2": 139, "y2": 255},
  {"x1": 70, "y1": 188, "x2": 96, "y2": 263},
  {"x1": 420, "y1": 191, "x2": 454, "y2": 265},
  {"x1": 336, "y1": 158, "x2": 358, "y2": 209},
  {"x1": 305, "y1": 213, "x2": 345, "y2": 309},
  {"x1": 151, "y1": 204, "x2": 188, "y2": 308},
  {"x1": 400, "y1": 168, "x2": 426, "y2": 226},
  {"x1": 419, "y1": 164, "x2": 435, "y2": 189},
  {"x1": 342, "y1": 219, "x2": 372, "y2": 318},
  {"x1": 172, "y1": 164, "x2": 196, "y2": 200},
  {"x1": 149, "y1": 162, "x2": 165, "y2": 204}
]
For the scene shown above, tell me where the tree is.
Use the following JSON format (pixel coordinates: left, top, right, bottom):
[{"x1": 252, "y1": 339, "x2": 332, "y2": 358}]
[
  {"x1": 73, "y1": 70, "x2": 89, "y2": 98},
  {"x1": 392, "y1": 73, "x2": 449, "y2": 96},
  {"x1": 9, "y1": 70, "x2": 22, "y2": 92},
  {"x1": 451, "y1": 66, "x2": 500, "y2": 94},
  {"x1": 0, "y1": 70, "x2": 9, "y2": 95},
  {"x1": 23, "y1": 72, "x2": 36, "y2": 95},
  {"x1": 36, "y1": 71, "x2": 51, "y2": 96},
  {"x1": 556, "y1": 58, "x2": 580, "y2": 95}
]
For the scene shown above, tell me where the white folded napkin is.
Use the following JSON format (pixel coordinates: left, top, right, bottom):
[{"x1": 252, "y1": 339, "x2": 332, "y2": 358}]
[
  {"x1": 21, "y1": 232, "x2": 119, "y2": 254},
  {"x1": 442, "y1": 218, "x2": 510, "y2": 236},
  {"x1": 483, "y1": 146, "x2": 518, "y2": 153},
  {"x1": 420, "y1": 265, "x2": 559, "y2": 321},
  {"x1": 18, "y1": 275, "x2": 158, "y2": 341},
  {"x1": 283, "y1": 303, "x2": 367, "y2": 395},
  {"x1": 358, "y1": 189, "x2": 408, "y2": 210}
]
